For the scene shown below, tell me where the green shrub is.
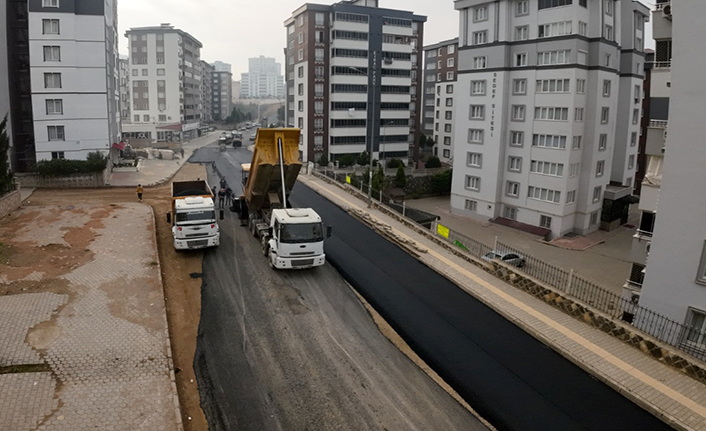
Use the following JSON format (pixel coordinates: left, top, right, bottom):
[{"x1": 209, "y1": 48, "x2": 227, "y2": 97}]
[
  {"x1": 394, "y1": 165, "x2": 407, "y2": 188},
  {"x1": 425, "y1": 156, "x2": 442, "y2": 169},
  {"x1": 317, "y1": 154, "x2": 329, "y2": 167},
  {"x1": 35, "y1": 151, "x2": 108, "y2": 176},
  {"x1": 430, "y1": 169, "x2": 452, "y2": 195},
  {"x1": 386, "y1": 158, "x2": 404, "y2": 169},
  {"x1": 338, "y1": 154, "x2": 357, "y2": 168},
  {"x1": 357, "y1": 151, "x2": 370, "y2": 166}
]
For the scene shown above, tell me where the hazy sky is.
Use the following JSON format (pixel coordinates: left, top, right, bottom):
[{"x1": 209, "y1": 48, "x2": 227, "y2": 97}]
[{"x1": 118, "y1": 0, "x2": 654, "y2": 79}]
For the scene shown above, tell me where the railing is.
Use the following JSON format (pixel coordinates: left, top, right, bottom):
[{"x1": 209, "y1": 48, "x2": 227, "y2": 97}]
[
  {"x1": 626, "y1": 279, "x2": 644, "y2": 289},
  {"x1": 655, "y1": 2, "x2": 670, "y2": 11},
  {"x1": 649, "y1": 119, "x2": 668, "y2": 129},
  {"x1": 636, "y1": 229, "x2": 654, "y2": 239},
  {"x1": 651, "y1": 61, "x2": 671, "y2": 70}
]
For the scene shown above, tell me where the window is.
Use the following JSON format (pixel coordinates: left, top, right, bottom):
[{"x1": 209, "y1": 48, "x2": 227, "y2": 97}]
[
  {"x1": 573, "y1": 108, "x2": 584, "y2": 122},
  {"x1": 538, "y1": 50, "x2": 571, "y2": 65},
  {"x1": 528, "y1": 187, "x2": 561, "y2": 204},
  {"x1": 570, "y1": 163, "x2": 580, "y2": 177},
  {"x1": 298, "y1": 49, "x2": 304, "y2": 61},
  {"x1": 472, "y1": 31, "x2": 488, "y2": 45},
  {"x1": 47, "y1": 125, "x2": 65, "y2": 141},
  {"x1": 45, "y1": 99, "x2": 62, "y2": 115},
  {"x1": 447, "y1": 45, "x2": 455, "y2": 55},
  {"x1": 44, "y1": 73, "x2": 62, "y2": 88},
  {"x1": 530, "y1": 160, "x2": 564, "y2": 177},
  {"x1": 465, "y1": 175, "x2": 481, "y2": 191},
  {"x1": 572, "y1": 136, "x2": 582, "y2": 149},
  {"x1": 599, "y1": 134, "x2": 607, "y2": 151},
  {"x1": 601, "y1": 107, "x2": 610, "y2": 124},
  {"x1": 515, "y1": 26, "x2": 529, "y2": 41},
  {"x1": 465, "y1": 200, "x2": 478, "y2": 212},
  {"x1": 134, "y1": 115, "x2": 140, "y2": 122},
  {"x1": 630, "y1": 132, "x2": 638, "y2": 147},
  {"x1": 516, "y1": 1, "x2": 529, "y2": 16},
  {"x1": 685, "y1": 308, "x2": 706, "y2": 343},
  {"x1": 578, "y1": 21, "x2": 587, "y2": 36},
  {"x1": 315, "y1": 83, "x2": 324, "y2": 97},
  {"x1": 536, "y1": 79, "x2": 570, "y2": 93},
  {"x1": 298, "y1": 83, "x2": 304, "y2": 95},
  {"x1": 513, "y1": 79, "x2": 527, "y2": 95},
  {"x1": 512, "y1": 105, "x2": 525, "y2": 121},
  {"x1": 445, "y1": 98, "x2": 453, "y2": 107},
  {"x1": 298, "y1": 32, "x2": 304, "y2": 44},
  {"x1": 628, "y1": 155, "x2": 635, "y2": 169},
  {"x1": 696, "y1": 243, "x2": 706, "y2": 284},
  {"x1": 444, "y1": 137, "x2": 451, "y2": 145},
  {"x1": 603, "y1": 80, "x2": 611, "y2": 97},
  {"x1": 444, "y1": 124, "x2": 452, "y2": 133},
  {"x1": 143, "y1": 115, "x2": 150, "y2": 122},
  {"x1": 593, "y1": 186, "x2": 602, "y2": 203},
  {"x1": 510, "y1": 131, "x2": 524, "y2": 147},
  {"x1": 605, "y1": 0, "x2": 614, "y2": 16},
  {"x1": 508, "y1": 157, "x2": 522, "y2": 172},
  {"x1": 467, "y1": 152, "x2": 482, "y2": 168},
  {"x1": 538, "y1": 21, "x2": 572, "y2": 38},
  {"x1": 634, "y1": 85, "x2": 641, "y2": 104},
  {"x1": 314, "y1": 118, "x2": 323, "y2": 131},
  {"x1": 506, "y1": 181, "x2": 520, "y2": 197},
  {"x1": 132, "y1": 69, "x2": 138, "y2": 77},
  {"x1": 42, "y1": 0, "x2": 59, "y2": 6},
  {"x1": 298, "y1": 101, "x2": 304, "y2": 112},
  {"x1": 442, "y1": 149, "x2": 451, "y2": 158},
  {"x1": 297, "y1": 15, "x2": 304, "y2": 27},
  {"x1": 535, "y1": 107, "x2": 568, "y2": 121},
  {"x1": 473, "y1": 56, "x2": 487, "y2": 69},
  {"x1": 473, "y1": 6, "x2": 487, "y2": 22},
  {"x1": 298, "y1": 66, "x2": 304, "y2": 78},
  {"x1": 315, "y1": 66, "x2": 324, "y2": 79},
  {"x1": 445, "y1": 111, "x2": 453, "y2": 120},
  {"x1": 51, "y1": 151, "x2": 65, "y2": 159},
  {"x1": 537, "y1": 215, "x2": 553, "y2": 230},
  {"x1": 447, "y1": 58, "x2": 455, "y2": 68},
  {"x1": 632, "y1": 109, "x2": 640, "y2": 125},
  {"x1": 447, "y1": 72, "x2": 455, "y2": 80},
  {"x1": 604, "y1": 53, "x2": 612, "y2": 67},
  {"x1": 469, "y1": 105, "x2": 485, "y2": 120},
  {"x1": 566, "y1": 190, "x2": 576, "y2": 204},
  {"x1": 142, "y1": 69, "x2": 148, "y2": 76},
  {"x1": 158, "y1": 115, "x2": 167, "y2": 122},
  {"x1": 515, "y1": 53, "x2": 527, "y2": 67},
  {"x1": 596, "y1": 160, "x2": 605, "y2": 177},
  {"x1": 43, "y1": 46, "x2": 60, "y2": 61},
  {"x1": 446, "y1": 84, "x2": 454, "y2": 94},
  {"x1": 532, "y1": 134, "x2": 567, "y2": 149},
  {"x1": 471, "y1": 80, "x2": 486, "y2": 95},
  {"x1": 468, "y1": 129, "x2": 484, "y2": 144},
  {"x1": 42, "y1": 19, "x2": 60, "y2": 34},
  {"x1": 538, "y1": 0, "x2": 573, "y2": 10},
  {"x1": 576, "y1": 79, "x2": 586, "y2": 94},
  {"x1": 315, "y1": 49, "x2": 324, "y2": 61}
]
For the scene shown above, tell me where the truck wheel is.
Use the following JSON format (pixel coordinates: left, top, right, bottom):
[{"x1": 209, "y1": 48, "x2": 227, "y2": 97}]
[{"x1": 262, "y1": 240, "x2": 269, "y2": 257}]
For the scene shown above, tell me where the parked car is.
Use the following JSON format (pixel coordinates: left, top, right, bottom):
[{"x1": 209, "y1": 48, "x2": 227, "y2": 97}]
[
  {"x1": 249, "y1": 135, "x2": 256, "y2": 142},
  {"x1": 482, "y1": 251, "x2": 526, "y2": 268}
]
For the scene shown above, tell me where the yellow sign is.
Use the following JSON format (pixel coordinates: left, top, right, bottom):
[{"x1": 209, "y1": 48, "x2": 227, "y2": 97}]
[
  {"x1": 437, "y1": 223, "x2": 450, "y2": 239},
  {"x1": 346, "y1": 175, "x2": 351, "y2": 184}
]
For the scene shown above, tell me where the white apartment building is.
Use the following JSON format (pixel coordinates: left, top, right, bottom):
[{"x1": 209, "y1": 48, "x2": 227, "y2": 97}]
[
  {"x1": 284, "y1": 0, "x2": 425, "y2": 165},
  {"x1": 123, "y1": 24, "x2": 203, "y2": 143},
  {"x1": 29, "y1": 0, "x2": 121, "y2": 162},
  {"x1": 422, "y1": 38, "x2": 458, "y2": 165},
  {"x1": 637, "y1": 2, "x2": 706, "y2": 336},
  {"x1": 451, "y1": 0, "x2": 648, "y2": 240},
  {"x1": 119, "y1": 58, "x2": 131, "y2": 125},
  {"x1": 240, "y1": 56, "x2": 285, "y2": 99}
]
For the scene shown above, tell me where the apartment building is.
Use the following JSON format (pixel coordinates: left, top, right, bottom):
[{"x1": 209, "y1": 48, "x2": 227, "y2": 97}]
[
  {"x1": 232, "y1": 80, "x2": 241, "y2": 102},
  {"x1": 240, "y1": 56, "x2": 285, "y2": 99},
  {"x1": 284, "y1": 0, "x2": 426, "y2": 165},
  {"x1": 123, "y1": 24, "x2": 203, "y2": 143},
  {"x1": 450, "y1": 0, "x2": 648, "y2": 240},
  {"x1": 211, "y1": 70, "x2": 233, "y2": 121},
  {"x1": 212, "y1": 60, "x2": 231, "y2": 73},
  {"x1": 0, "y1": 0, "x2": 13, "y2": 162},
  {"x1": 119, "y1": 58, "x2": 131, "y2": 125},
  {"x1": 200, "y1": 60, "x2": 213, "y2": 124},
  {"x1": 422, "y1": 38, "x2": 458, "y2": 164}
]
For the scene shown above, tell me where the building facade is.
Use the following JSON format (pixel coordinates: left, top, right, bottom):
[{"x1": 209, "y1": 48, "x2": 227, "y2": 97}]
[
  {"x1": 211, "y1": 60, "x2": 231, "y2": 73},
  {"x1": 232, "y1": 80, "x2": 241, "y2": 102},
  {"x1": 422, "y1": 38, "x2": 458, "y2": 165},
  {"x1": 0, "y1": 0, "x2": 14, "y2": 168},
  {"x1": 123, "y1": 24, "x2": 203, "y2": 143},
  {"x1": 284, "y1": 0, "x2": 426, "y2": 165},
  {"x1": 200, "y1": 60, "x2": 213, "y2": 124},
  {"x1": 450, "y1": 0, "x2": 648, "y2": 239},
  {"x1": 211, "y1": 70, "x2": 233, "y2": 121},
  {"x1": 240, "y1": 56, "x2": 285, "y2": 99},
  {"x1": 21, "y1": 0, "x2": 121, "y2": 163},
  {"x1": 119, "y1": 57, "x2": 131, "y2": 125}
]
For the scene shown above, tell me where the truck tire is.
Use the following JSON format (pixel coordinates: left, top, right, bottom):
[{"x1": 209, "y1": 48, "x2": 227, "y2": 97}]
[{"x1": 262, "y1": 238, "x2": 269, "y2": 257}]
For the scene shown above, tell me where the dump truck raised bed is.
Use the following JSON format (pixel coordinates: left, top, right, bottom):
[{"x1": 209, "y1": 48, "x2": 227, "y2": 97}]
[
  {"x1": 231, "y1": 128, "x2": 330, "y2": 269},
  {"x1": 167, "y1": 180, "x2": 220, "y2": 250}
]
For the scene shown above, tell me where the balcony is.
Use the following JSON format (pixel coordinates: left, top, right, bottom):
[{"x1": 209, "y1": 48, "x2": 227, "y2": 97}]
[
  {"x1": 651, "y1": 61, "x2": 671, "y2": 70},
  {"x1": 649, "y1": 119, "x2": 668, "y2": 128}
]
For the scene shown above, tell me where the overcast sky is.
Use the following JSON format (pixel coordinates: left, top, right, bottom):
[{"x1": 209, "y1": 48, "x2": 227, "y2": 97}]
[{"x1": 118, "y1": 0, "x2": 654, "y2": 80}]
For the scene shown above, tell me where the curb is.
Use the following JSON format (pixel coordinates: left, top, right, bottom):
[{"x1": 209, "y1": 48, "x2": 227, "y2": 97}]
[{"x1": 146, "y1": 204, "x2": 184, "y2": 431}]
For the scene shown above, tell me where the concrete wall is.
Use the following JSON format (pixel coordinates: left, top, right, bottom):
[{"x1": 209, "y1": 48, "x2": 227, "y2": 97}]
[{"x1": 0, "y1": 190, "x2": 21, "y2": 219}]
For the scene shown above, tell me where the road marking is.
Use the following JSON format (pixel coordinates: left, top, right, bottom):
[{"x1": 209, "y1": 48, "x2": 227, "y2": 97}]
[{"x1": 302, "y1": 176, "x2": 706, "y2": 423}]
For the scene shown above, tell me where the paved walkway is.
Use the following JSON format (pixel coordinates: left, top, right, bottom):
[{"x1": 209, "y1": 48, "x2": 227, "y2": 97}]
[
  {"x1": 0, "y1": 204, "x2": 181, "y2": 431},
  {"x1": 405, "y1": 196, "x2": 638, "y2": 293},
  {"x1": 299, "y1": 174, "x2": 706, "y2": 431}
]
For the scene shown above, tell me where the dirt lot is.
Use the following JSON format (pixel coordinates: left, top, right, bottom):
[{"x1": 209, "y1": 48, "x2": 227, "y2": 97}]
[{"x1": 13, "y1": 163, "x2": 209, "y2": 431}]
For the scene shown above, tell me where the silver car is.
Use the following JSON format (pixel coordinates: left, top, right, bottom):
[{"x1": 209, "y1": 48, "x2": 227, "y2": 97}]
[{"x1": 482, "y1": 251, "x2": 526, "y2": 268}]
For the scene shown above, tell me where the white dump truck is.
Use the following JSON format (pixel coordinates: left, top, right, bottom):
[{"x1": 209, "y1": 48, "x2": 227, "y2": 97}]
[{"x1": 167, "y1": 180, "x2": 220, "y2": 250}]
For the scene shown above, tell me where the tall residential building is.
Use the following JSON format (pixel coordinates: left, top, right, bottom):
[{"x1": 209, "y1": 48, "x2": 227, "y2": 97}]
[
  {"x1": 119, "y1": 58, "x2": 131, "y2": 125},
  {"x1": 2, "y1": 0, "x2": 122, "y2": 165},
  {"x1": 240, "y1": 56, "x2": 285, "y2": 99},
  {"x1": 284, "y1": 0, "x2": 426, "y2": 165},
  {"x1": 232, "y1": 80, "x2": 241, "y2": 102},
  {"x1": 422, "y1": 38, "x2": 458, "y2": 165},
  {"x1": 212, "y1": 60, "x2": 231, "y2": 73},
  {"x1": 200, "y1": 60, "x2": 213, "y2": 123},
  {"x1": 211, "y1": 70, "x2": 233, "y2": 121},
  {"x1": 450, "y1": 0, "x2": 648, "y2": 240},
  {"x1": 0, "y1": 0, "x2": 14, "y2": 165},
  {"x1": 123, "y1": 24, "x2": 203, "y2": 143}
]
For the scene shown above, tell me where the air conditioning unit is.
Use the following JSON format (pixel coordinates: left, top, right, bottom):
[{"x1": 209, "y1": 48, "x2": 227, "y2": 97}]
[
  {"x1": 630, "y1": 291, "x2": 640, "y2": 304},
  {"x1": 662, "y1": 4, "x2": 672, "y2": 19}
]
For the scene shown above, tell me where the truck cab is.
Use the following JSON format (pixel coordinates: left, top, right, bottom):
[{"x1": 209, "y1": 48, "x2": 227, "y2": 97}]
[
  {"x1": 172, "y1": 197, "x2": 220, "y2": 250},
  {"x1": 266, "y1": 209, "x2": 326, "y2": 269}
]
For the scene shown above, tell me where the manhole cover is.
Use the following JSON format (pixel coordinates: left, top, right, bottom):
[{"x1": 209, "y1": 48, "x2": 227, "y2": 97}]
[{"x1": 190, "y1": 273, "x2": 203, "y2": 279}]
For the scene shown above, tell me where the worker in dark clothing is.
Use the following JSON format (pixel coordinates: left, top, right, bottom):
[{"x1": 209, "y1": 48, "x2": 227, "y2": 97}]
[
  {"x1": 217, "y1": 187, "x2": 226, "y2": 209},
  {"x1": 220, "y1": 177, "x2": 227, "y2": 189},
  {"x1": 225, "y1": 187, "x2": 233, "y2": 206},
  {"x1": 211, "y1": 186, "x2": 217, "y2": 197}
]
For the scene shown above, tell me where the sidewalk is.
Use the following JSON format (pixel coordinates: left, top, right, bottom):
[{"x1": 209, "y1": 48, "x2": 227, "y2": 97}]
[
  {"x1": 405, "y1": 196, "x2": 636, "y2": 293},
  {"x1": 0, "y1": 203, "x2": 182, "y2": 431},
  {"x1": 107, "y1": 132, "x2": 219, "y2": 187},
  {"x1": 299, "y1": 174, "x2": 706, "y2": 431}
]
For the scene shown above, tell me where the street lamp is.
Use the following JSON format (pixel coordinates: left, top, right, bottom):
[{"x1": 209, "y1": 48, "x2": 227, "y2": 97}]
[{"x1": 349, "y1": 66, "x2": 376, "y2": 207}]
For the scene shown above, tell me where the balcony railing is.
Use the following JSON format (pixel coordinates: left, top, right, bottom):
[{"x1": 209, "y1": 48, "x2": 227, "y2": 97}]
[
  {"x1": 655, "y1": 2, "x2": 670, "y2": 11},
  {"x1": 649, "y1": 119, "x2": 668, "y2": 129},
  {"x1": 636, "y1": 229, "x2": 654, "y2": 239},
  {"x1": 652, "y1": 61, "x2": 671, "y2": 70}
]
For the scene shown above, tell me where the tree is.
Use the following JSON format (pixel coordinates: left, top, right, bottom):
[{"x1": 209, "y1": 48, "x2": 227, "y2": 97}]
[
  {"x1": 427, "y1": 136, "x2": 436, "y2": 148},
  {"x1": 394, "y1": 165, "x2": 407, "y2": 188},
  {"x1": 0, "y1": 115, "x2": 12, "y2": 194},
  {"x1": 418, "y1": 133, "x2": 427, "y2": 149},
  {"x1": 386, "y1": 158, "x2": 404, "y2": 169},
  {"x1": 317, "y1": 153, "x2": 329, "y2": 167},
  {"x1": 277, "y1": 105, "x2": 285, "y2": 122},
  {"x1": 338, "y1": 154, "x2": 356, "y2": 168},
  {"x1": 372, "y1": 166, "x2": 385, "y2": 192},
  {"x1": 425, "y1": 156, "x2": 442, "y2": 169},
  {"x1": 357, "y1": 151, "x2": 370, "y2": 166}
]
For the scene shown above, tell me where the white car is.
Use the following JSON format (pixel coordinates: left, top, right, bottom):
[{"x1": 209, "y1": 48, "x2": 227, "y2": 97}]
[{"x1": 482, "y1": 251, "x2": 526, "y2": 268}]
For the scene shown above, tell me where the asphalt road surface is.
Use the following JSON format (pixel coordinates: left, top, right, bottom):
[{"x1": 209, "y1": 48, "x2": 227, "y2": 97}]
[{"x1": 190, "y1": 147, "x2": 487, "y2": 431}]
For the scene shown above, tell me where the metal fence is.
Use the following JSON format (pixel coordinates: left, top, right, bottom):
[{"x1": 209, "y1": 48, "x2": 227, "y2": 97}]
[{"x1": 312, "y1": 167, "x2": 706, "y2": 362}]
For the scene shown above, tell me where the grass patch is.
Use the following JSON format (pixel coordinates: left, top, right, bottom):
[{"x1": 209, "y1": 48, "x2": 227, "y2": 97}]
[{"x1": 0, "y1": 363, "x2": 52, "y2": 374}]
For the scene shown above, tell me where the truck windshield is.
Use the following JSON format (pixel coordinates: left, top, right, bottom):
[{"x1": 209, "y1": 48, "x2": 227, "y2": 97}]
[
  {"x1": 176, "y1": 210, "x2": 216, "y2": 223},
  {"x1": 280, "y1": 223, "x2": 324, "y2": 243}
]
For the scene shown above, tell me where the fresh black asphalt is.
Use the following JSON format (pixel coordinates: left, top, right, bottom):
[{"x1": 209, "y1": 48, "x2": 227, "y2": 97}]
[{"x1": 290, "y1": 183, "x2": 672, "y2": 431}]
